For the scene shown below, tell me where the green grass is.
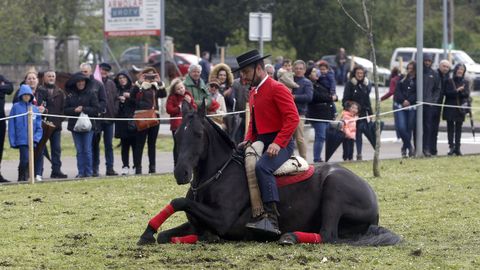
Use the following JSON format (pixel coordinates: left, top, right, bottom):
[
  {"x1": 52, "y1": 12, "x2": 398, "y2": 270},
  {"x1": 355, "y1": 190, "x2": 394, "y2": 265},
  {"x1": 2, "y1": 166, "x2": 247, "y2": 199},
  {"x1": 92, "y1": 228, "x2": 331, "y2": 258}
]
[
  {"x1": 1, "y1": 155, "x2": 480, "y2": 269},
  {"x1": 2, "y1": 134, "x2": 174, "y2": 161}
]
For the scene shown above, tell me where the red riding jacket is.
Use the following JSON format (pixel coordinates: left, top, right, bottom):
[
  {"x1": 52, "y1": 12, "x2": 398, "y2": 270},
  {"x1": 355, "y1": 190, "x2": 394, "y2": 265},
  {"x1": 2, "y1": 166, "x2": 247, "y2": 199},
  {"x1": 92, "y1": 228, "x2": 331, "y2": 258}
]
[{"x1": 245, "y1": 76, "x2": 299, "y2": 148}]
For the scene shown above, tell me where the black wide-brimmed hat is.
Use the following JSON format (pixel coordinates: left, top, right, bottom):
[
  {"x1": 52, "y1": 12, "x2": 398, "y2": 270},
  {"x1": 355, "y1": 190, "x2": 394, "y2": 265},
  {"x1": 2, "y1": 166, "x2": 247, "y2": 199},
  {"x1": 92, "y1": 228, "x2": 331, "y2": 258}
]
[{"x1": 233, "y1": 49, "x2": 271, "y2": 72}]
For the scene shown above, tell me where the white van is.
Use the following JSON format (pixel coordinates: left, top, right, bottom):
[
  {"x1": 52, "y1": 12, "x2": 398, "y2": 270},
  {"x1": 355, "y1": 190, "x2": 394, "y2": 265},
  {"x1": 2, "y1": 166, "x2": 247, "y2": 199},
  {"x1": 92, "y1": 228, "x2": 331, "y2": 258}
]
[{"x1": 390, "y1": 47, "x2": 480, "y2": 90}]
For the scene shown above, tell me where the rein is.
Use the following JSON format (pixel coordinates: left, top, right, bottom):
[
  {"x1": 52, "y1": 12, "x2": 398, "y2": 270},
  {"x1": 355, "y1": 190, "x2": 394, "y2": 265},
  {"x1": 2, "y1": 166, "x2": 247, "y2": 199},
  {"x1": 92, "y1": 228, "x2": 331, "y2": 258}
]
[{"x1": 189, "y1": 151, "x2": 244, "y2": 201}]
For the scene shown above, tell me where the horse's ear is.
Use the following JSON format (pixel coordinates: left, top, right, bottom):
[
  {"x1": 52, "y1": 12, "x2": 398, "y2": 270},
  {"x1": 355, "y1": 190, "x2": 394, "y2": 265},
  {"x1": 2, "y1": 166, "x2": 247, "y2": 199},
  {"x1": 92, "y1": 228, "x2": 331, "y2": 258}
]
[
  {"x1": 197, "y1": 98, "x2": 207, "y2": 118},
  {"x1": 181, "y1": 99, "x2": 194, "y2": 116}
]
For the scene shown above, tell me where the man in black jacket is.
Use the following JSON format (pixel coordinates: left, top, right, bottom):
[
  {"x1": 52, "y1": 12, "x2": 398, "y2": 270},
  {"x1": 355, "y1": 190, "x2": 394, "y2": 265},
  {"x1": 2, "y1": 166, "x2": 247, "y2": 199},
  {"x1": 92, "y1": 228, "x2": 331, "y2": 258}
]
[
  {"x1": 433, "y1": 60, "x2": 451, "y2": 156},
  {"x1": 0, "y1": 75, "x2": 13, "y2": 182},
  {"x1": 422, "y1": 54, "x2": 441, "y2": 157},
  {"x1": 82, "y1": 63, "x2": 118, "y2": 176}
]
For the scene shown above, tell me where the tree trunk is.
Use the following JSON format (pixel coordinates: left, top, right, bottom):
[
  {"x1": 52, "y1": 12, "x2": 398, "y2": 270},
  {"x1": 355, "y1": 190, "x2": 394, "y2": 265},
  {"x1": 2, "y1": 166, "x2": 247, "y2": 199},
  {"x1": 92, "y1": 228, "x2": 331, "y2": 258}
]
[
  {"x1": 361, "y1": 0, "x2": 381, "y2": 177},
  {"x1": 338, "y1": 0, "x2": 382, "y2": 177}
]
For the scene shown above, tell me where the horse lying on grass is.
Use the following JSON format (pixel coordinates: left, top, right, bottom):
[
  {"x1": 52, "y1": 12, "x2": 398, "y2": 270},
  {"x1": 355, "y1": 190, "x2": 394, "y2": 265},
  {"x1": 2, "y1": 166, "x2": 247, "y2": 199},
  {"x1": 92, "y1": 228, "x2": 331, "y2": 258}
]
[{"x1": 138, "y1": 103, "x2": 401, "y2": 245}]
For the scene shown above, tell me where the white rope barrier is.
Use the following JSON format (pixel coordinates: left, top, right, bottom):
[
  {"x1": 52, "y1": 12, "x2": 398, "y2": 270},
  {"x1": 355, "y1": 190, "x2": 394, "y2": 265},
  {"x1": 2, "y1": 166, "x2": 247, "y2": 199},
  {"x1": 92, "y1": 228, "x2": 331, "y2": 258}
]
[
  {"x1": 420, "y1": 101, "x2": 478, "y2": 110},
  {"x1": 29, "y1": 110, "x2": 246, "y2": 121},
  {"x1": 0, "y1": 100, "x2": 475, "y2": 124},
  {"x1": 0, "y1": 112, "x2": 28, "y2": 121}
]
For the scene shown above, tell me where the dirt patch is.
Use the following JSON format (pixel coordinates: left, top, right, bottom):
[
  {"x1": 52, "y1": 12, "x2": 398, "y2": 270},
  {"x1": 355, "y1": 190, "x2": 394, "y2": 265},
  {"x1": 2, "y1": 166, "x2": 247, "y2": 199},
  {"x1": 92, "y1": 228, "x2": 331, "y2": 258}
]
[
  {"x1": 0, "y1": 260, "x2": 13, "y2": 267},
  {"x1": 410, "y1": 248, "x2": 422, "y2": 256},
  {"x1": 32, "y1": 197, "x2": 43, "y2": 203},
  {"x1": 65, "y1": 232, "x2": 92, "y2": 240}
]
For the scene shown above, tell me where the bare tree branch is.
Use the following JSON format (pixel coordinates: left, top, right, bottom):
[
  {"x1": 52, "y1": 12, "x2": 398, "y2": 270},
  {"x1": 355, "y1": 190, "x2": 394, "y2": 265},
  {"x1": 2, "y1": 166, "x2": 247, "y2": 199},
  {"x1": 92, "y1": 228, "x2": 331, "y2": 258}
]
[{"x1": 337, "y1": 0, "x2": 368, "y2": 33}]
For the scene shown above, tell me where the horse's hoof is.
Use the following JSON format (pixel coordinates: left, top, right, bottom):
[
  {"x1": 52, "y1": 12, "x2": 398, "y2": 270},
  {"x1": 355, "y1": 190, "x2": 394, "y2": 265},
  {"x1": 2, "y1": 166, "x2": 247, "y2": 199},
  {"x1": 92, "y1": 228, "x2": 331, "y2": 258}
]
[
  {"x1": 278, "y1": 233, "x2": 298, "y2": 245},
  {"x1": 198, "y1": 231, "x2": 221, "y2": 243},
  {"x1": 137, "y1": 235, "x2": 155, "y2": 245},
  {"x1": 137, "y1": 225, "x2": 156, "y2": 245},
  {"x1": 157, "y1": 235, "x2": 170, "y2": 244}
]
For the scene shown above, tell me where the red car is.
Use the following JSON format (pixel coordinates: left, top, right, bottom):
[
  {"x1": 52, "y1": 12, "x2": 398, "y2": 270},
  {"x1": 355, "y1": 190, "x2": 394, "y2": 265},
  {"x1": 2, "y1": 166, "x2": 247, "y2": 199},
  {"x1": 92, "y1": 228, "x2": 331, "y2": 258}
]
[{"x1": 148, "y1": 52, "x2": 200, "y2": 76}]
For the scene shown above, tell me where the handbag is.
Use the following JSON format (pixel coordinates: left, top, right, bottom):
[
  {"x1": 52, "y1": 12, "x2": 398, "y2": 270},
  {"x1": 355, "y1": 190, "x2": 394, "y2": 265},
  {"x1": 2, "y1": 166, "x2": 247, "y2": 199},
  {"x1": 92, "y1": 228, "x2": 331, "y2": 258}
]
[
  {"x1": 134, "y1": 95, "x2": 159, "y2": 131},
  {"x1": 73, "y1": 112, "x2": 92, "y2": 132}
]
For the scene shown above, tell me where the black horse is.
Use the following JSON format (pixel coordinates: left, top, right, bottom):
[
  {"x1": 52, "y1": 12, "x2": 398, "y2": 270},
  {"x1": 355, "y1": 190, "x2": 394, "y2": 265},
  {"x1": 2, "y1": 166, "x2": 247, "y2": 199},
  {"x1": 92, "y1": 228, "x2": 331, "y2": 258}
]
[{"x1": 138, "y1": 102, "x2": 401, "y2": 245}]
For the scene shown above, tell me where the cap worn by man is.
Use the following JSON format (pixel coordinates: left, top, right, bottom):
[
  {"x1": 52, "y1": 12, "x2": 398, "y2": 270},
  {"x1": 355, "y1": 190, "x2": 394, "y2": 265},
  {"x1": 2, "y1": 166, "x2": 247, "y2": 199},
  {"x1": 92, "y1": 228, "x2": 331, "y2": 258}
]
[{"x1": 99, "y1": 63, "x2": 112, "y2": 71}]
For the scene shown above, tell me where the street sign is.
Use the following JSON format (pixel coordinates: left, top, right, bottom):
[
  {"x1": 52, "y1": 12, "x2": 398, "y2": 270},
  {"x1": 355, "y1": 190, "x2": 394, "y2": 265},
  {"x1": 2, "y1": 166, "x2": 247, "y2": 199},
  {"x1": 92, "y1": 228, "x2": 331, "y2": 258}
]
[
  {"x1": 104, "y1": 0, "x2": 161, "y2": 37},
  {"x1": 249, "y1": 13, "x2": 272, "y2": 41}
]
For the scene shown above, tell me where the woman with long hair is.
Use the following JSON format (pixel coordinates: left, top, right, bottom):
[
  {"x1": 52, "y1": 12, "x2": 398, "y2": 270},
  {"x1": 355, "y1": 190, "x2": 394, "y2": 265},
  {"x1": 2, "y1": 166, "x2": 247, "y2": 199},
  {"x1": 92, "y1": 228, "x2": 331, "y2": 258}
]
[
  {"x1": 342, "y1": 66, "x2": 372, "y2": 160},
  {"x1": 130, "y1": 67, "x2": 167, "y2": 174},
  {"x1": 114, "y1": 71, "x2": 136, "y2": 175},
  {"x1": 443, "y1": 63, "x2": 470, "y2": 156},
  {"x1": 393, "y1": 61, "x2": 417, "y2": 158}
]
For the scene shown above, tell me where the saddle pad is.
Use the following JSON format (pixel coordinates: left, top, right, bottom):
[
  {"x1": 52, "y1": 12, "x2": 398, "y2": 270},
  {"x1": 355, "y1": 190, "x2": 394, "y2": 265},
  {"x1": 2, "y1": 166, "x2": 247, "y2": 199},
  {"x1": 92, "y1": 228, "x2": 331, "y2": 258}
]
[
  {"x1": 276, "y1": 165, "x2": 315, "y2": 188},
  {"x1": 273, "y1": 156, "x2": 309, "y2": 176}
]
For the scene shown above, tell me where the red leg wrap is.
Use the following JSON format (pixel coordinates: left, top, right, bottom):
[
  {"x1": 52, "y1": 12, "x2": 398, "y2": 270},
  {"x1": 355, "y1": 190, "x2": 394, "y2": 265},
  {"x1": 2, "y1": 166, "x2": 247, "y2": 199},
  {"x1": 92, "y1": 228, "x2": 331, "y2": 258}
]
[
  {"x1": 293, "y1": 232, "x2": 322, "y2": 244},
  {"x1": 148, "y1": 204, "x2": 175, "y2": 231},
  {"x1": 170, "y1": 234, "x2": 198, "y2": 244}
]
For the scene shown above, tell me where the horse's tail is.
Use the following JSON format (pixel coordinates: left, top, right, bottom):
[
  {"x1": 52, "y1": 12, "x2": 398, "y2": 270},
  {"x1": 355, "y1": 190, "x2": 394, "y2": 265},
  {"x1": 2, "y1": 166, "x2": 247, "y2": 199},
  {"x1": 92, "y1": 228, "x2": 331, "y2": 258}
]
[{"x1": 341, "y1": 225, "x2": 402, "y2": 246}]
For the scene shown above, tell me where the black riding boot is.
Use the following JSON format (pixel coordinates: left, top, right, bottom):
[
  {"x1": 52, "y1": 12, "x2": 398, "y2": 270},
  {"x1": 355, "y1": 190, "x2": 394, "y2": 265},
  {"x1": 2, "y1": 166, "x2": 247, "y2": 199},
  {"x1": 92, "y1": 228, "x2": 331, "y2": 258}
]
[{"x1": 245, "y1": 202, "x2": 281, "y2": 238}]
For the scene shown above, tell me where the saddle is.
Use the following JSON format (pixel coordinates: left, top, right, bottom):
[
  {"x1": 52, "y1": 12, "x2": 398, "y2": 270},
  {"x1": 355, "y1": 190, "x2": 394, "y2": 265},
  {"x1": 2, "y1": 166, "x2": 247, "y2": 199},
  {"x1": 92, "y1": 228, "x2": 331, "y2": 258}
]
[
  {"x1": 244, "y1": 142, "x2": 315, "y2": 217},
  {"x1": 247, "y1": 141, "x2": 314, "y2": 178}
]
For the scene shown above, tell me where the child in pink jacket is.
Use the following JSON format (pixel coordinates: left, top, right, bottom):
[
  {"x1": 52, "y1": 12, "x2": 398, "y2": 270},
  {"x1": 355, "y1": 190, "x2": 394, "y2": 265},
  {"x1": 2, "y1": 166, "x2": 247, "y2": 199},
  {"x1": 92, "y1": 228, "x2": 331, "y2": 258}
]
[{"x1": 341, "y1": 101, "x2": 359, "y2": 161}]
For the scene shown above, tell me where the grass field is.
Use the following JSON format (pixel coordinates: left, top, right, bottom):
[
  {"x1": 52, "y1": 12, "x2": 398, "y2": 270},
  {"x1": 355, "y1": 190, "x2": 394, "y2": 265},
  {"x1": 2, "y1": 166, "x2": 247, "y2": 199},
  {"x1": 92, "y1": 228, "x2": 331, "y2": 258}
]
[{"x1": 1, "y1": 155, "x2": 480, "y2": 269}]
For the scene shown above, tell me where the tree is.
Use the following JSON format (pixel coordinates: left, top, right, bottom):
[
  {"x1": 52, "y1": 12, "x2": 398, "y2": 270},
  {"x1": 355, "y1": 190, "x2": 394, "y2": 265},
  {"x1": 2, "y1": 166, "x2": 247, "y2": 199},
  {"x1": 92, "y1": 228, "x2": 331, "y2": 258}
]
[
  {"x1": 338, "y1": 0, "x2": 382, "y2": 177},
  {"x1": 274, "y1": 0, "x2": 362, "y2": 60}
]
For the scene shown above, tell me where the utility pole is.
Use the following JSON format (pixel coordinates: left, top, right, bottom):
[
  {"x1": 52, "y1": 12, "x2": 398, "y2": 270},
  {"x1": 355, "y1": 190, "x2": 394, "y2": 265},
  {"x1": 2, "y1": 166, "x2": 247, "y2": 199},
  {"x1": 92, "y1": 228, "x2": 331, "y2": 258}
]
[
  {"x1": 160, "y1": 0, "x2": 165, "y2": 82},
  {"x1": 442, "y1": 0, "x2": 448, "y2": 59},
  {"x1": 448, "y1": 0, "x2": 454, "y2": 49},
  {"x1": 416, "y1": 0, "x2": 424, "y2": 157}
]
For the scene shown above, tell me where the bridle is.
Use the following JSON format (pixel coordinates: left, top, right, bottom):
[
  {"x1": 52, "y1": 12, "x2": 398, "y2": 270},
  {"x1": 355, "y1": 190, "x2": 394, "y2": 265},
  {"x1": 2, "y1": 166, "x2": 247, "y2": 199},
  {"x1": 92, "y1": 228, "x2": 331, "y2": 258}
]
[
  {"x1": 188, "y1": 118, "x2": 244, "y2": 201},
  {"x1": 189, "y1": 151, "x2": 243, "y2": 201}
]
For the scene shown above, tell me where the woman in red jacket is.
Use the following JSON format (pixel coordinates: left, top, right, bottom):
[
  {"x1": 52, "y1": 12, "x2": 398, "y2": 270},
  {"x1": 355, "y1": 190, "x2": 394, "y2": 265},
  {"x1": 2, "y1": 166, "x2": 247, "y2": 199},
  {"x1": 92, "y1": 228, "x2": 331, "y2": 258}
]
[{"x1": 166, "y1": 78, "x2": 197, "y2": 165}]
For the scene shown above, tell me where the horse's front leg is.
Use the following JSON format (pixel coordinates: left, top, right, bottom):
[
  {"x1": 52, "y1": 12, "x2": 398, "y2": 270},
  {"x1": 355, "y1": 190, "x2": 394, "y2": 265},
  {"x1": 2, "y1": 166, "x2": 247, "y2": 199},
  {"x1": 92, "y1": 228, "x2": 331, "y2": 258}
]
[
  {"x1": 137, "y1": 197, "x2": 228, "y2": 245},
  {"x1": 156, "y1": 222, "x2": 197, "y2": 244}
]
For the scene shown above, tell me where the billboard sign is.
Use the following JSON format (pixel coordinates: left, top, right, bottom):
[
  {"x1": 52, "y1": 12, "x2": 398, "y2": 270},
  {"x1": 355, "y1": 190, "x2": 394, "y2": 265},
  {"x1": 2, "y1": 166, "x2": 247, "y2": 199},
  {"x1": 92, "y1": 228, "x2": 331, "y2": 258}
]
[{"x1": 104, "y1": 0, "x2": 161, "y2": 37}]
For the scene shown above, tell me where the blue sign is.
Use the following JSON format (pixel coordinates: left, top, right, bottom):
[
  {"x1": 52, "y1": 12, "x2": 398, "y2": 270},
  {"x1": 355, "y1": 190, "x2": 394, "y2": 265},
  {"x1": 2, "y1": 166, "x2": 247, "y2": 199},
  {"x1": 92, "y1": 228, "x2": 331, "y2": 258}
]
[{"x1": 111, "y1": 7, "x2": 139, "y2": 18}]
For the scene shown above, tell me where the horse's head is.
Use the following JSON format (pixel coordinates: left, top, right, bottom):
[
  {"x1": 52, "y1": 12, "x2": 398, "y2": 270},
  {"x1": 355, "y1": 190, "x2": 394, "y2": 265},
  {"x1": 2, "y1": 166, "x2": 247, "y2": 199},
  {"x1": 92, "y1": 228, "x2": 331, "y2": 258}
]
[{"x1": 173, "y1": 100, "x2": 208, "y2": 185}]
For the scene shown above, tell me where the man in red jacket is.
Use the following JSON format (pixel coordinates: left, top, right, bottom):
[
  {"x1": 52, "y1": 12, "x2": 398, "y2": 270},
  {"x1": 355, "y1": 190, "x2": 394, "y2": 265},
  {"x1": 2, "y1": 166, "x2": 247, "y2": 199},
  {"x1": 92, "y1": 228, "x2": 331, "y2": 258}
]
[{"x1": 235, "y1": 50, "x2": 300, "y2": 237}]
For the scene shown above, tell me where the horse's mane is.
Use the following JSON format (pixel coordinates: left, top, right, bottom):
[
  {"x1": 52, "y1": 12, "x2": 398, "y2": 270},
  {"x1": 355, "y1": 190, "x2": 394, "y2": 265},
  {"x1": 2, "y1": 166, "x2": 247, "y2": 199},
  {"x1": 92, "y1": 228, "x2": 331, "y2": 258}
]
[{"x1": 204, "y1": 116, "x2": 236, "y2": 150}]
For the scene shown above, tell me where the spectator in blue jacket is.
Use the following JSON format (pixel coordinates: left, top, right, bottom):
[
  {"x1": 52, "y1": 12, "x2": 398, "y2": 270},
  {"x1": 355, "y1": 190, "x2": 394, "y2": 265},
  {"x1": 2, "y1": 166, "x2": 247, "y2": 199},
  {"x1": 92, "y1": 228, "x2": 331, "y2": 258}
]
[
  {"x1": 8, "y1": 85, "x2": 43, "y2": 182},
  {"x1": 292, "y1": 60, "x2": 313, "y2": 159}
]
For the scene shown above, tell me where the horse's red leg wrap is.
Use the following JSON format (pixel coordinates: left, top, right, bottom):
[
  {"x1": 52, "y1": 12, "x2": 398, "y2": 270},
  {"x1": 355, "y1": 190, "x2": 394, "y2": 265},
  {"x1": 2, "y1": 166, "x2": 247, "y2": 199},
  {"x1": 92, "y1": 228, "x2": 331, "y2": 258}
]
[
  {"x1": 293, "y1": 232, "x2": 322, "y2": 244},
  {"x1": 170, "y1": 234, "x2": 198, "y2": 244},
  {"x1": 148, "y1": 204, "x2": 175, "y2": 231}
]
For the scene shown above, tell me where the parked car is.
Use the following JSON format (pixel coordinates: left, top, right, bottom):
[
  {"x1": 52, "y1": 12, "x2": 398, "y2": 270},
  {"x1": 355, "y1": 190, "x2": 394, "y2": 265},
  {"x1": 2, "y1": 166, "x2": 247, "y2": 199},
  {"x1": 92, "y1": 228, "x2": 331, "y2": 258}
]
[
  {"x1": 119, "y1": 46, "x2": 160, "y2": 64},
  {"x1": 148, "y1": 52, "x2": 200, "y2": 76},
  {"x1": 320, "y1": 55, "x2": 391, "y2": 86},
  {"x1": 119, "y1": 46, "x2": 200, "y2": 77},
  {"x1": 390, "y1": 47, "x2": 480, "y2": 90}
]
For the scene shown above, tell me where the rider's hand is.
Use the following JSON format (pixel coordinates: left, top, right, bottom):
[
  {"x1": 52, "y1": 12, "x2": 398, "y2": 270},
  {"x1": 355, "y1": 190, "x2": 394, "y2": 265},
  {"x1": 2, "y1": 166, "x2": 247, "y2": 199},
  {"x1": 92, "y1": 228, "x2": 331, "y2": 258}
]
[{"x1": 266, "y1": 143, "x2": 281, "y2": 157}]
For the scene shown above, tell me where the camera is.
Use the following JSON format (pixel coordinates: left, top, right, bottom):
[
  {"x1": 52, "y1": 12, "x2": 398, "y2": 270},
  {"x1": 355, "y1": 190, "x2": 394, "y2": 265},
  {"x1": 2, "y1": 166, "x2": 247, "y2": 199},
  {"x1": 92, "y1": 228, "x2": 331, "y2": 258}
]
[{"x1": 144, "y1": 74, "x2": 156, "y2": 80}]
